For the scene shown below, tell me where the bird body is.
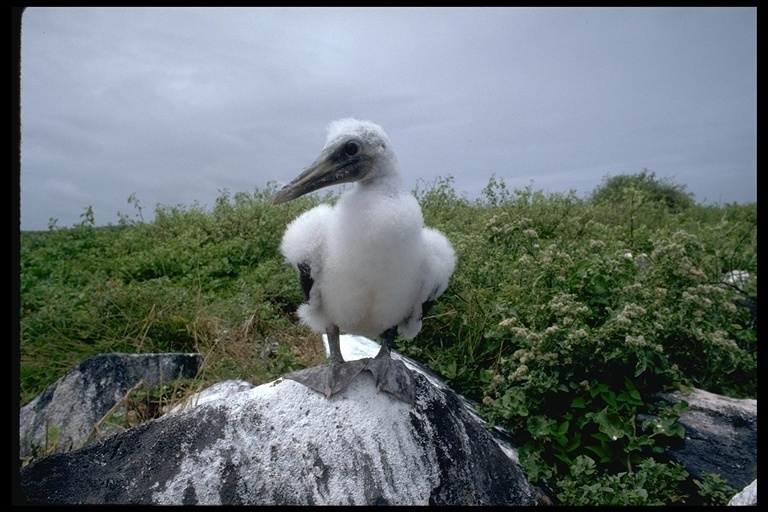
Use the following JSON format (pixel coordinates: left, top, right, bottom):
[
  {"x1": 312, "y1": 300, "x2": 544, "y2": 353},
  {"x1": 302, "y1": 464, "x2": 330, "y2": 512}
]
[
  {"x1": 283, "y1": 185, "x2": 432, "y2": 339},
  {"x1": 272, "y1": 118, "x2": 456, "y2": 403}
]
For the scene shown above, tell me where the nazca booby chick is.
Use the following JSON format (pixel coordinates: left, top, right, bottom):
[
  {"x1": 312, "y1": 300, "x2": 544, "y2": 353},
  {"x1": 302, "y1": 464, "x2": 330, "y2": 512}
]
[{"x1": 271, "y1": 118, "x2": 456, "y2": 404}]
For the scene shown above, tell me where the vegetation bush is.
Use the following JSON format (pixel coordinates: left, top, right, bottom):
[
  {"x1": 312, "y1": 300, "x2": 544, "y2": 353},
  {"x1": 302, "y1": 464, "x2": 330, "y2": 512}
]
[
  {"x1": 589, "y1": 168, "x2": 695, "y2": 213},
  {"x1": 18, "y1": 171, "x2": 756, "y2": 505}
]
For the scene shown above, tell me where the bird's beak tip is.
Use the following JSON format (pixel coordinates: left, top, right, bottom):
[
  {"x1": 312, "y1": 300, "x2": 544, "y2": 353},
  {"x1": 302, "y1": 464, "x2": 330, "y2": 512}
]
[{"x1": 270, "y1": 193, "x2": 286, "y2": 206}]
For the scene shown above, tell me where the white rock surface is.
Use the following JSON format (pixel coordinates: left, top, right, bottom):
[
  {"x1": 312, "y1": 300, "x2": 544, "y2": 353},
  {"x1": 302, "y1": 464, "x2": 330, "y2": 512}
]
[
  {"x1": 20, "y1": 358, "x2": 538, "y2": 505},
  {"x1": 728, "y1": 479, "x2": 757, "y2": 506}
]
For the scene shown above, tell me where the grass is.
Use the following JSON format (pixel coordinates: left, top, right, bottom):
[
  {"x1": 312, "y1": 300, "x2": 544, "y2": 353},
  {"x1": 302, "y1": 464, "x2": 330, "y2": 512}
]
[{"x1": 18, "y1": 172, "x2": 756, "y2": 505}]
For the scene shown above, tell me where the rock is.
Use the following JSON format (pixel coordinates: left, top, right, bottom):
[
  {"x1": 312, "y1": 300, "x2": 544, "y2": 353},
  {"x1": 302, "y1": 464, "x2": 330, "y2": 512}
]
[
  {"x1": 646, "y1": 388, "x2": 757, "y2": 492},
  {"x1": 18, "y1": 337, "x2": 754, "y2": 505},
  {"x1": 19, "y1": 353, "x2": 202, "y2": 459},
  {"x1": 728, "y1": 479, "x2": 756, "y2": 506},
  {"x1": 18, "y1": 369, "x2": 540, "y2": 505},
  {"x1": 165, "y1": 379, "x2": 255, "y2": 415},
  {"x1": 326, "y1": 335, "x2": 523, "y2": 463}
]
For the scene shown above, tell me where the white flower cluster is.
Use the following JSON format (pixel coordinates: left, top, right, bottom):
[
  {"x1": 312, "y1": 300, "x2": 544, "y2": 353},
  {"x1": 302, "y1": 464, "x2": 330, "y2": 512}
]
[
  {"x1": 548, "y1": 293, "x2": 589, "y2": 317},
  {"x1": 614, "y1": 303, "x2": 647, "y2": 328}
]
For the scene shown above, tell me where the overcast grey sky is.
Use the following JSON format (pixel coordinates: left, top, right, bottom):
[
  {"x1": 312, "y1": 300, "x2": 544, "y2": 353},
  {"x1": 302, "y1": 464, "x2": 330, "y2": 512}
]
[{"x1": 18, "y1": 7, "x2": 756, "y2": 231}]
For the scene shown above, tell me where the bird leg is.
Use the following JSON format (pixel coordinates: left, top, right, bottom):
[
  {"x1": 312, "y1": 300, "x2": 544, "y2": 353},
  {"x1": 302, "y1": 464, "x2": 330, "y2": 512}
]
[
  {"x1": 284, "y1": 324, "x2": 367, "y2": 398},
  {"x1": 364, "y1": 326, "x2": 416, "y2": 404}
]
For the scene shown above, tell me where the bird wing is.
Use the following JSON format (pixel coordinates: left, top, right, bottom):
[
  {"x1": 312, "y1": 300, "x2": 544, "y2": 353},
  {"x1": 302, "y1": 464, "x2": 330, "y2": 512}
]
[
  {"x1": 280, "y1": 204, "x2": 336, "y2": 332},
  {"x1": 297, "y1": 262, "x2": 313, "y2": 302},
  {"x1": 280, "y1": 204, "x2": 334, "y2": 272},
  {"x1": 398, "y1": 227, "x2": 457, "y2": 340}
]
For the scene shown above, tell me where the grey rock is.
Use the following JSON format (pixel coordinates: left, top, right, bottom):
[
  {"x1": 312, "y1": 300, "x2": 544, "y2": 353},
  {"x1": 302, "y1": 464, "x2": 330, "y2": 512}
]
[
  {"x1": 333, "y1": 335, "x2": 523, "y2": 463},
  {"x1": 19, "y1": 353, "x2": 202, "y2": 459},
  {"x1": 19, "y1": 370, "x2": 540, "y2": 505},
  {"x1": 19, "y1": 337, "x2": 754, "y2": 506},
  {"x1": 165, "y1": 379, "x2": 255, "y2": 415},
  {"x1": 728, "y1": 479, "x2": 757, "y2": 506},
  {"x1": 648, "y1": 388, "x2": 757, "y2": 492}
]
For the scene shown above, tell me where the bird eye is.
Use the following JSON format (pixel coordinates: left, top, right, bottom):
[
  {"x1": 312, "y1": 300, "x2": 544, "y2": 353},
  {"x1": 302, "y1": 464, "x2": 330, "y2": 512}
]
[{"x1": 344, "y1": 141, "x2": 360, "y2": 156}]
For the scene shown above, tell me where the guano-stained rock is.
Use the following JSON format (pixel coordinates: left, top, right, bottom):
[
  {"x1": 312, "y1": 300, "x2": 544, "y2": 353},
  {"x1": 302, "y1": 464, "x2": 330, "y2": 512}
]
[
  {"x1": 19, "y1": 370, "x2": 540, "y2": 505},
  {"x1": 19, "y1": 353, "x2": 202, "y2": 459}
]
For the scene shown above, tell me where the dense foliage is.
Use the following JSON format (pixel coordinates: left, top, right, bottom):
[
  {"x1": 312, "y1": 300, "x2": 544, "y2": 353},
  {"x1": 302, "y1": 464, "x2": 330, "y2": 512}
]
[{"x1": 18, "y1": 172, "x2": 756, "y2": 505}]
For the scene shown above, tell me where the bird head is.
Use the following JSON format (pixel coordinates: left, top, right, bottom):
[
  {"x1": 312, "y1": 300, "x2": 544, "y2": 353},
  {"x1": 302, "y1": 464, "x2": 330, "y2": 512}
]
[{"x1": 271, "y1": 118, "x2": 397, "y2": 205}]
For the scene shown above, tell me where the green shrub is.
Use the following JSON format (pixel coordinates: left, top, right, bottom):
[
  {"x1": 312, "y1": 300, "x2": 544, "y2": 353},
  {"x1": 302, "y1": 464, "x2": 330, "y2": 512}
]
[
  {"x1": 18, "y1": 175, "x2": 756, "y2": 505},
  {"x1": 589, "y1": 169, "x2": 695, "y2": 213}
]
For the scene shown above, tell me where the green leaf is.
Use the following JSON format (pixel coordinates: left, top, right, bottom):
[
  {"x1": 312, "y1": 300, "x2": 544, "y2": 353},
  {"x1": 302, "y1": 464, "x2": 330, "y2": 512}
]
[{"x1": 595, "y1": 407, "x2": 628, "y2": 441}]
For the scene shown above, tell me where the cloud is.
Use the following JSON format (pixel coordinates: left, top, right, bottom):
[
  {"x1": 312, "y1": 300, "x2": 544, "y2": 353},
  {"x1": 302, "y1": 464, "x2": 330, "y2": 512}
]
[{"x1": 18, "y1": 7, "x2": 756, "y2": 231}]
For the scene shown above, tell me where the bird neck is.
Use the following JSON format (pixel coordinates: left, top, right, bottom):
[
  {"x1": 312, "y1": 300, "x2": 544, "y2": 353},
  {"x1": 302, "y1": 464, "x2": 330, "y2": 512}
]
[
  {"x1": 358, "y1": 172, "x2": 405, "y2": 198},
  {"x1": 358, "y1": 153, "x2": 405, "y2": 196}
]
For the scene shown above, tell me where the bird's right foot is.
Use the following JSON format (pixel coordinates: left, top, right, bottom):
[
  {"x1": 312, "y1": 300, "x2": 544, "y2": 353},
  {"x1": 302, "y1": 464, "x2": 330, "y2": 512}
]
[
  {"x1": 284, "y1": 359, "x2": 368, "y2": 398},
  {"x1": 364, "y1": 352, "x2": 416, "y2": 405}
]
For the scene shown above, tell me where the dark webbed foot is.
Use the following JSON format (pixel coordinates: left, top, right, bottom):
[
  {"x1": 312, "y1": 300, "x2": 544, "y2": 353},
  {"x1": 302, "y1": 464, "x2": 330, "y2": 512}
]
[
  {"x1": 364, "y1": 326, "x2": 415, "y2": 404},
  {"x1": 364, "y1": 352, "x2": 415, "y2": 404},
  {"x1": 285, "y1": 324, "x2": 415, "y2": 404},
  {"x1": 284, "y1": 359, "x2": 367, "y2": 398}
]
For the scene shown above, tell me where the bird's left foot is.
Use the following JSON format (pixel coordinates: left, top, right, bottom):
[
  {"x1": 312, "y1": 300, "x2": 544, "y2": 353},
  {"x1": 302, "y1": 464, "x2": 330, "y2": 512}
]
[
  {"x1": 284, "y1": 359, "x2": 367, "y2": 398},
  {"x1": 364, "y1": 352, "x2": 416, "y2": 404}
]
